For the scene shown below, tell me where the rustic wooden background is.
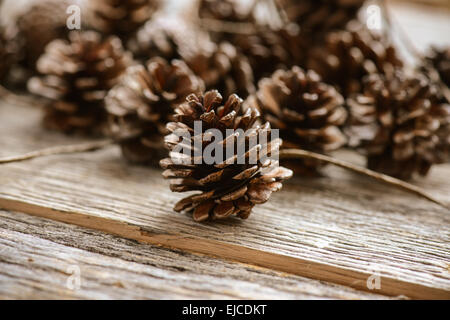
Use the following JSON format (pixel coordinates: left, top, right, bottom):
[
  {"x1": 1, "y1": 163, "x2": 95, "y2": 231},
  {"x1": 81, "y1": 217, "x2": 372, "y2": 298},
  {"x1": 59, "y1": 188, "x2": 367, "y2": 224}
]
[{"x1": 0, "y1": 1, "x2": 449, "y2": 300}]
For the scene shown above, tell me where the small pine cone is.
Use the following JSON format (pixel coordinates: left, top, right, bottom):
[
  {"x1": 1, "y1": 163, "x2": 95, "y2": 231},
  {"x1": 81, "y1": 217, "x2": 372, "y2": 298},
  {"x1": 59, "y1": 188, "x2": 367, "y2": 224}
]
[
  {"x1": 230, "y1": 23, "x2": 307, "y2": 81},
  {"x1": 426, "y1": 46, "x2": 450, "y2": 88},
  {"x1": 185, "y1": 42, "x2": 255, "y2": 100},
  {"x1": 127, "y1": 16, "x2": 209, "y2": 63},
  {"x1": 160, "y1": 90, "x2": 293, "y2": 221},
  {"x1": 246, "y1": 66, "x2": 347, "y2": 172},
  {"x1": 28, "y1": 31, "x2": 133, "y2": 134},
  {"x1": 16, "y1": 0, "x2": 72, "y2": 68},
  {"x1": 346, "y1": 70, "x2": 450, "y2": 179},
  {"x1": 275, "y1": 0, "x2": 365, "y2": 35},
  {"x1": 308, "y1": 21, "x2": 403, "y2": 98},
  {"x1": 85, "y1": 0, "x2": 160, "y2": 41},
  {"x1": 0, "y1": 25, "x2": 20, "y2": 83},
  {"x1": 105, "y1": 57, "x2": 204, "y2": 164}
]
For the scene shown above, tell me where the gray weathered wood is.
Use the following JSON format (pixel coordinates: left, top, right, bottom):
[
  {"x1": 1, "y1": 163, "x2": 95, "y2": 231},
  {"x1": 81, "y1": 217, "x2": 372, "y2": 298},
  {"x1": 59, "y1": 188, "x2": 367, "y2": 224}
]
[
  {"x1": 0, "y1": 210, "x2": 390, "y2": 299},
  {"x1": 0, "y1": 99, "x2": 449, "y2": 299}
]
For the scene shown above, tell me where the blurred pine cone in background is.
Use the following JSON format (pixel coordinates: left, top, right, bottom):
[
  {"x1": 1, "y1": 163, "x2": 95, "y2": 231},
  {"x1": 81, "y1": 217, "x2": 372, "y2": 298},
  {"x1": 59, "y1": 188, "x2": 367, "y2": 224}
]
[
  {"x1": 185, "y1": 41, "x2": 255, "y2": 100},
  {"x1": 28, "y1": 31, "x2": 133, "y2": 134},
  {"x1": 84, "y1": 0, "x2": 160, "y2": 42},
  {"x1": 246, "y1": 66, "x2": 347, "y2": 172},
  {"x1": 308, "y1": 20, "x2": 403, "y2": 98},
  {"x1": 346, "y1": 70, "x2": 450, "y2": 179},
  {"x1": 198, "y1": 0, "x2": 256, "y2": 24},
  {"x1": 275, "y1": 0, "x2": 365, "y2": 36},
  {"x1": 127, "y1": 16, "x2": 210, "y2": 63},
  {"x1": 231, "y1": 23, "x2": 307, "y2": 82},
  {"x1": 0, "y1": 25, "x2": 20, "y2": 83},
  {"x1": 16, "y1": 0, "x2": 72, "y2": 69},
  {"x1": 105, "y1": 57, "x2": 204, "y2": 164},
  {"x1": 426, "y1": 46, "x2": 450, "y2": 88},
  {"x1": 161, "y1": 90, "x2": 293, "y2": 221}
]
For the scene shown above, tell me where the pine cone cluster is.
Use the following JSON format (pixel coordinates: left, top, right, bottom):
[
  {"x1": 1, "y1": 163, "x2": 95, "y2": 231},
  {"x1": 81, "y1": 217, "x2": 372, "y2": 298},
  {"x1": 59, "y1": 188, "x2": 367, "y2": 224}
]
[
  {"x1": 161, "y1": 90, "x2": 293, "y2": 221},
  {"x1": 426, "y1": 46, "x2": 450, "y2": 88},
  {"x1": 275, "y1": 0, "x2": 365, "y2": 35},
  {"x1": 185, "y1": 41, "x2": 255, "y2": 100},
  {"x1": 85, "y1": 0, "x2": 160, "y2": 41},
  {"x1": 346, "y1": 70, "x2": 450, "y2": 179},
  {"x1": 230, "y1": 23, "x2": 307, "y2": 81},
  {"x1": 16, "y1": 0, "x2": 72, "y2": 68},
  {"x1": 28, "y1": 31, "x2": 133, "y2": 134},
  {"x1": 127, "y1": 16, "x2": 209, "y2": 63},
  {"x1": 105, "y1": 57, "x2": 204, "y2": 164},
  {"x1": 308, "y1": 21, "x2": 403, "y2": 97},
  {"x1": 247, "y1": 66, "x2": 347, "y2": 171}
]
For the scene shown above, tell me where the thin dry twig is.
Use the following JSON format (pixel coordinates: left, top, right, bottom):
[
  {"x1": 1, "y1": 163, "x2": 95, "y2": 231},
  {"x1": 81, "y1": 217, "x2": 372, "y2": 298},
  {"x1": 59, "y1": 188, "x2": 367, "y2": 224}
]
[
  {"x1": 0, "y1": 139, "x2": 115, "y2": 164},
  {"x1": 279, "y1": 148, "x2": 448, "y2": 209}
]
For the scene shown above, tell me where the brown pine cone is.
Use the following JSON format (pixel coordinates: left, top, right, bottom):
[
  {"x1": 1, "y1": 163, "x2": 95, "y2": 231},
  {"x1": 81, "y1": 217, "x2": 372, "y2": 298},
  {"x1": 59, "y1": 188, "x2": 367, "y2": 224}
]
[
  {"x1": 28, "y1": 31, "x2": 133, "y2": 134},
  {"x1": 105, "y1": 57, "x2": 204, "y2": 164},
  {"x1": 308, "y1": 21, "x2": 403, "y2": 98},
  {"x1": 246, "y1": 66, "x2": 347, "y2": 172},
  {"x1": 0, "y1": 25, "x2": 20, "y2": 83},
  {"x1": 85, "y1": 0, "x2": 160, "y2": 41},
  {"x1": 426, "y1": 46, "x2": 450, "y2": 88},
  {"x1": 127, "y1": 16, "x2": 209, "y2": 63},
  {"x1": 161, "y1": 90, "x2": 293, "y2": 221},
  {"x1": 275, "y1": 0, "x2": 365, "y2": 35},
  {"x1": 185, "y1": 41, "x2": 255, "y2": 100},
  {"x1": 16, "y1": 0, "x2": 72, "y2": 68},
  {"x1": 230, "y1": 23, "x2": 307, "y2": 81},
  {"x1": 346, "y1": 70, "x2": 450, "y2": 179}
]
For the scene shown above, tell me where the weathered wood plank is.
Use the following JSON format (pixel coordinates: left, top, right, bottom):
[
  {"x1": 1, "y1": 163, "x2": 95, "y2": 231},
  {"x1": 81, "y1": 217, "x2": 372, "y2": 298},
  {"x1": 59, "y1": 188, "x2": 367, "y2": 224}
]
[
  {"x1": 0, "y1": 210, "x2": 390, "y2": 299},
  {"x1": 0, "y1": 100, "x2": 449, "y2": 299}
]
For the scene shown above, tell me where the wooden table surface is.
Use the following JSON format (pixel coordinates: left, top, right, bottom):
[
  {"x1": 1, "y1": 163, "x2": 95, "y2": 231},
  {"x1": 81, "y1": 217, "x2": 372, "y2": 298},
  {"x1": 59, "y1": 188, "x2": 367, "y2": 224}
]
[{"x1": 0, "y1": 2, "x2": 449, "y2": 300}]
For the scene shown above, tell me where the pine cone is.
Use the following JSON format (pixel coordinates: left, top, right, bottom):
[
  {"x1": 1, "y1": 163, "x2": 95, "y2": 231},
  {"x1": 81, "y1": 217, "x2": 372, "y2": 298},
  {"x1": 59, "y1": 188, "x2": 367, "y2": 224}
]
[
  {"x1": 230, "y1": 23, "x2": 307, "y2": 81},
  {"x1": 426, "y1": 46, "x2": 450, "y2": 88},
  {"x1": 85, "y1": 0, "x2": 160, "y2": 41},
  {"x1": 0, "y1": 25, "x2": 20, "y2": 83},
  {"x1": 127, "y1": 16, "x2": 209, "y2": 63},
  {"x1": 185, "y1": 41, "x2": 255, "y2": 100},
  {"x1": 28, "y1": 31, "x2": 133, "y2": 134},
  {"x1": 308, "y1": 21, "x2": 403, "y2": 98},
  {"x1": 16, "y1": 0, "x2": 72, "y2": 68},
  {"x1": 346, "y1": 70, "x2": 450, "y2": 179},
  {"x1": 161, "y1": 90, "x2": 293, "y2": 221},
  {"x1": 246, "y1": 66, "x2": 347, "y2": 171},
  {"x1": 105, "y1": 57, "x2": 204, "y2": 164},
  {"x1": 275, "y1": 0, "x2": 365, "y2": 35}
]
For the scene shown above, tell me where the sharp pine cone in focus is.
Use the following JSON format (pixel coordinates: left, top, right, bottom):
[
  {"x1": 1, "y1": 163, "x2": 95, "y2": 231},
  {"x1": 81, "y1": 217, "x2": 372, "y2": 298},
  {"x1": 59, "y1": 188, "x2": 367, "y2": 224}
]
[
  {"x1": 246, "y1": 66, "x2": 347, "y2": 172},
  {"x1": 185, "y1": 41, "x2": 255, "y2": 99},
  {"x1": 346, "y1": 70, "x2": 450, "y2": 179},
  {"x1": 308, "y1": 21, "x2": 403, "y2": 98},
  {"x1": 28, "y1": 31, "x2": 133, "y2": 134},
  {"x1": 16, "y1": 0, "x2": 72, "y2": 68},
  {"x1": 275, "y1": 0, "x2": 365, "y2": 35},
  {"x1": 105, "y1": 57, "x2": 204, "y2": 164},
  {"x1": 85, "y1": 0, "x2": 160, "y2": 41},
  {"x1": 127, "y1": 16, "x2": 210, "y2": 63},
  {"x1": 161, "y1": 90, "x2": 293, "y2": 221},
  {"x1": 230, "y1": 23, "x2": 307, "y2": 81},
  {"x1": 426, "y1": 46, "x2": 450, "y2": 88}
]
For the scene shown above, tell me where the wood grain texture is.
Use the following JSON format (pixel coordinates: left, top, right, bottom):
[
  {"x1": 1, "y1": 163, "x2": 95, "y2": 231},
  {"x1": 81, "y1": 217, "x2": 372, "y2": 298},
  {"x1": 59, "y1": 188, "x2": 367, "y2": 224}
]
[
  {"x1": 0, "y1": 100, "x2": 449, "y2": 299},
  {"x1": 1, "y1": 210, "x2": 390, "y2": 299}
]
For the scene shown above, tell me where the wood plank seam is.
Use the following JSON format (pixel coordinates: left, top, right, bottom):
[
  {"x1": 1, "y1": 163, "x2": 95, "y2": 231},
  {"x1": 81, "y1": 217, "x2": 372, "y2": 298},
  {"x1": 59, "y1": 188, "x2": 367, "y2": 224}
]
[{"x1": 1, "y1": 197, "x2": 448, "y2": 299}]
